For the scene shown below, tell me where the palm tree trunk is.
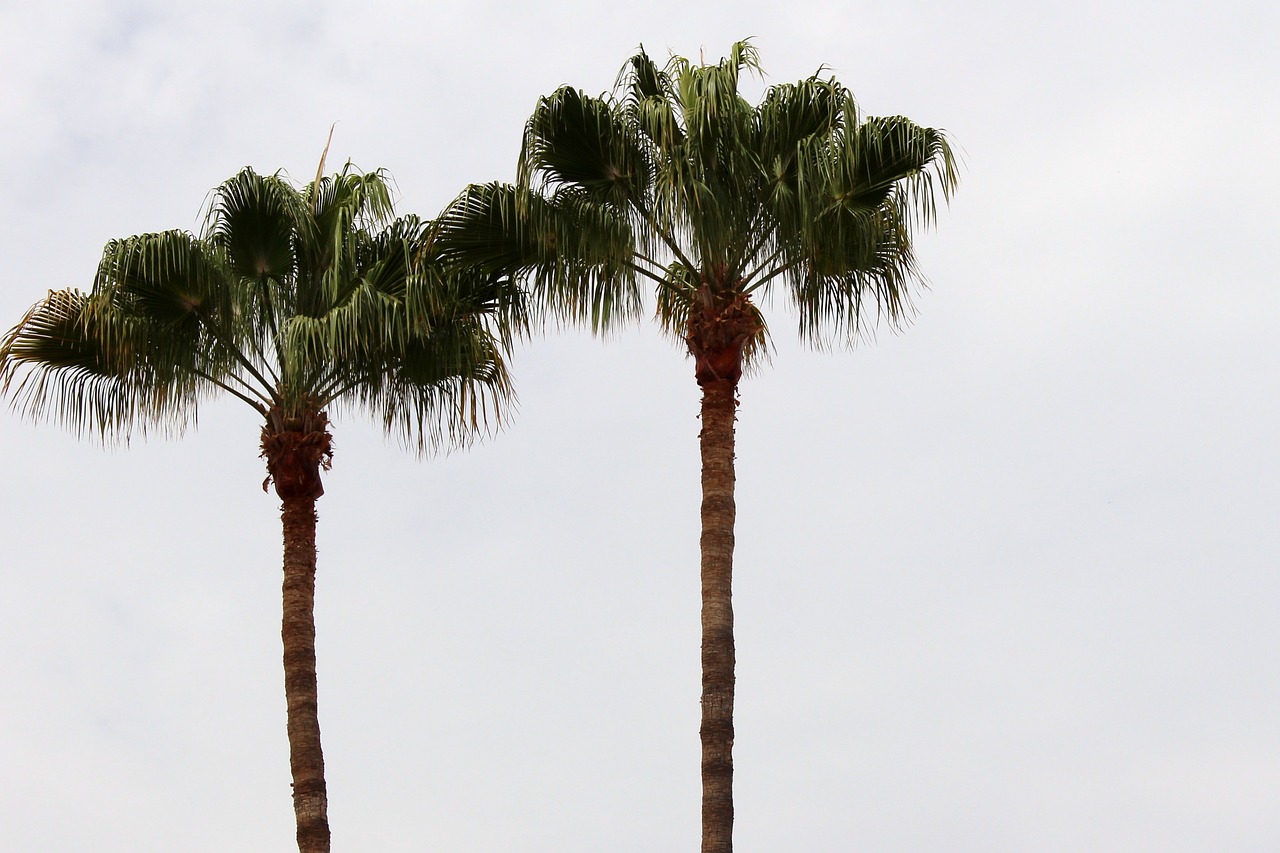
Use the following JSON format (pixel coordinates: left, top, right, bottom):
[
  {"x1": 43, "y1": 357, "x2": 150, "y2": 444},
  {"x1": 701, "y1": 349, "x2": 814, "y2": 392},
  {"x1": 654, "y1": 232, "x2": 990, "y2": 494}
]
[
  {"x1": 698, "y1": 377, "x2": 737, "y2": 853},
  {"x1": 281, "y1": 495, "x2": 331, "y2": 853}
]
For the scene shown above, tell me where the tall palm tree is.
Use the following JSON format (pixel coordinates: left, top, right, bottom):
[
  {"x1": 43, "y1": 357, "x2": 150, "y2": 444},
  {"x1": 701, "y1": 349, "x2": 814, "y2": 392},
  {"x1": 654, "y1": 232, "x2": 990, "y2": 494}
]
[
  {"x1": 0, "y1": 164, "x2": 516, "y2": 853},
  {"x1": 437, "y1": 41, "x2": 957, "y2": 852}
]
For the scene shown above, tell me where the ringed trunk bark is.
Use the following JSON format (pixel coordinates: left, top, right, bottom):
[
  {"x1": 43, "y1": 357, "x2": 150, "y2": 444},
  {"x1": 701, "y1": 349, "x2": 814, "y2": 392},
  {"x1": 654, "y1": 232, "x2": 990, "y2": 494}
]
[
  {"x1": 264, "y1": 415, "x2": 334, "y2": 853},
  {"x1": 698, "y1": 377, "x2": 738, "y2": 853},
  {"x1": 281, "y1": 495, "x2": 330, "y2": 853}
]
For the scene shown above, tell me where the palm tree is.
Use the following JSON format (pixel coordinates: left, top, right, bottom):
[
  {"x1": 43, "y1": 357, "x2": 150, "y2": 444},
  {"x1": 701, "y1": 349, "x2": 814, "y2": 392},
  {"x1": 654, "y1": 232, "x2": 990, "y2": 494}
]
[
  {"x1": 0, "y1": 164, "x2": 516, "y2": 853},
  {"x1": 437, "y1": 41, "x2": 956, "y2": 852}
]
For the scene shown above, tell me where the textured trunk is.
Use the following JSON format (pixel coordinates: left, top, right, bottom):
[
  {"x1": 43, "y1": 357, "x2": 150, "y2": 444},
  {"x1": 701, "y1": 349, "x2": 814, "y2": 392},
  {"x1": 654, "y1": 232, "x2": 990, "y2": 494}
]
[
  {"x1": 698, "y1": 377, "x2": 737, "y2": 853},
  {"x1": 280, "y1": 495, "x2": 330, "y2": 853},
  {"x1": 262, "y1": 412, "x2": 333, "y2": 853},
  {"x1": 687, "y1": 284, "x2": 755, "y2": 853}
]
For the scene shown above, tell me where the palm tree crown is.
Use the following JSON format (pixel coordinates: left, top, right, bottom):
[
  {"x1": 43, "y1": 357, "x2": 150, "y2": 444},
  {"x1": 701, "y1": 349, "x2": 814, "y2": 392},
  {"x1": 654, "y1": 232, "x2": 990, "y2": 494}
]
[
  {"x1": 3, "y1": 164, "x2": 513, "y2": 462},
  {"x1": 440, "y1": 40, "x2": 955, "y2": 375}
]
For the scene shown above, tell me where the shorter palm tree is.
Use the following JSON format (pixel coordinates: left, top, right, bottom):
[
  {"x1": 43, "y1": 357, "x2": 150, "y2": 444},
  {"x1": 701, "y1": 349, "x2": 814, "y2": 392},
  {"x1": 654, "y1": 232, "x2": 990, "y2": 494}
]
[{"x1": 1, "y1": 164, "x2": 517, "y2": 853}]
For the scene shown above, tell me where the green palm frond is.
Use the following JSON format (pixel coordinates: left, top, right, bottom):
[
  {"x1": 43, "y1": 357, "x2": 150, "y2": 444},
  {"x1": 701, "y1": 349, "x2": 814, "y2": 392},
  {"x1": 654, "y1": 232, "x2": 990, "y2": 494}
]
[
  {"x1": 333, "y1": 313, "x2": 512, "y2": 451},
  {"x1": 621, "y1": 48, "x2": 685, "y2": 153},
  {"x1": 360, "y1": 215, "x2": 431, "y2": 301},
  {"x1": 854, "y1": 117, "x2": 958, "y2": 225},
  {"x1": 521, "y1": 86, "x2": 651, "y2": 208},
  {"x1": 436, "y1": 181, "x2": 638, "y2": 333},
  {"x1": 436, "y1": 182, "x2": 561, "y2": 275},
  {"x1": 97, "y1": 232, "x2": 223, "y2": 325},
  {"x1": 0, "y1": 288, "x2": 200, "y2": 436},
  {"x1": 92, "y1": 230, "x2": 257, "y2": 405},
  {"x1": 209, "y1": 168, "x2": 299, "y2": 284}
]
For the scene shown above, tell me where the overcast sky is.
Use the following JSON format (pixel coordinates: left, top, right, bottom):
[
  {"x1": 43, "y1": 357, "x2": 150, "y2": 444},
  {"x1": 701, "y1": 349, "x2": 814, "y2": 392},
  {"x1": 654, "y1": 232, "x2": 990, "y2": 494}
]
[{"x1": 1, "y1": 1, "x2": 1277, "y2": 851}]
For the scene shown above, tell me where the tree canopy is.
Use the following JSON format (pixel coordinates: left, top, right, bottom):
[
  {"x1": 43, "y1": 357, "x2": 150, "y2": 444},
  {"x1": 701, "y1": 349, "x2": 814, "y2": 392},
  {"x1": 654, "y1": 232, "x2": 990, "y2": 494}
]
[{"x1": 1, "y1": 164, "x2": 517, "y2": 451}]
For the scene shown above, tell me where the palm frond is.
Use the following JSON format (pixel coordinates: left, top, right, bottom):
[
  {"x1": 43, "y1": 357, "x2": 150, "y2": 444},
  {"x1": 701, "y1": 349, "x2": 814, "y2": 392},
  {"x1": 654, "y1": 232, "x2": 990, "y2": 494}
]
[
  {"x1": 0, "y1": 288, "x2": 201, "y2": 437},
  {"x1": 520, "y1": 86, "x2": 651, "y2": 208},
  {"x1": 435, "y1": 181, "x2": 638, "y2": 333},
  {"x1": 209, "y1": 168, "x2": 299, "y2": 283}
]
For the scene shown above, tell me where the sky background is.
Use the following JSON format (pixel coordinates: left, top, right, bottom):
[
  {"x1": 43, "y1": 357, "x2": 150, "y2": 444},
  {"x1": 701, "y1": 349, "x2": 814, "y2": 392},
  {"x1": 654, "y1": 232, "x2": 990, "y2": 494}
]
[{"x1": 1, "y1": 1, "x2": 1277, "y2": 851}]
